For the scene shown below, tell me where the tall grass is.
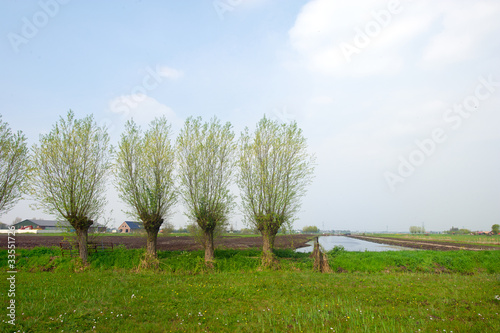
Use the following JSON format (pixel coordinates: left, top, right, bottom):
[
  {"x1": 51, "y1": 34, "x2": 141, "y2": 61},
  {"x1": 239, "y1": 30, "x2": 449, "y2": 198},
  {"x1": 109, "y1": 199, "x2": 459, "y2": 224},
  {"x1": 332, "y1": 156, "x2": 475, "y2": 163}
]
[
  {"x1": 1, "y1": 247, "x2": 499, "y2": 274},
  {"x1": 378, "y1": 233, "x2": 500, "y2": 247}
]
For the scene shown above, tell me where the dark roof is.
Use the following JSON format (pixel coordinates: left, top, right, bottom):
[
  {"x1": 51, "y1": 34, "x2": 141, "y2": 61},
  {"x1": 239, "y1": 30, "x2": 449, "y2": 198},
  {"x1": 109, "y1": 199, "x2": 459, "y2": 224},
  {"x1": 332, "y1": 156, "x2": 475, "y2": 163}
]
[
  {"x1": 124, "y1": 221, "x2": 144, "y2": 229},
  {"x1": 15, "y1": 219, "x2": 104, "y2": 228},
  {"x1": 16, "y1": 219, "x2": 71, "y2": 227}
]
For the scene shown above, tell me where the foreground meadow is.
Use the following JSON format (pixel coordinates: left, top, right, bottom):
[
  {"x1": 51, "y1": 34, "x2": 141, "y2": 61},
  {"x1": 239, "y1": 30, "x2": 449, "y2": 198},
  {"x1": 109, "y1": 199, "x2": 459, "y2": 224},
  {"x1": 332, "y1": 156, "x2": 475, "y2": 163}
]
[{"x1": 1, "y1": 247, "x2": 499, "y2": 332}]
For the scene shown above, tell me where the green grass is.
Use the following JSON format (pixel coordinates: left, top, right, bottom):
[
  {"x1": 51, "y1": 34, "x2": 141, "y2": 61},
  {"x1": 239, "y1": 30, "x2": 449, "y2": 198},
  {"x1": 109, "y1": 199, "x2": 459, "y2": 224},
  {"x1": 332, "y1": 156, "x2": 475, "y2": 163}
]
[
  {"x1": 2, "y1": 270, "x2": 499, "y2": 332},
  {"x1": 375, "y1": 234, "x2": 500, "y2": 247},
  {"x1": 1, "y1": 247, "x2": 499, "y2": 332},
  {"x1": 2, "y1": 247, "x2": 499, "y2": 274}
]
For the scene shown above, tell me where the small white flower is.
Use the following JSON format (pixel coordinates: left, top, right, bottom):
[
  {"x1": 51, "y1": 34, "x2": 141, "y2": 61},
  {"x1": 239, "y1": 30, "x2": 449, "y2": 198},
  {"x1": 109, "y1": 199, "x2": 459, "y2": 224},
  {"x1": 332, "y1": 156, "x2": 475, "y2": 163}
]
[{"x1": 131, "y1": 294, "x2": 136, "y2": 298}]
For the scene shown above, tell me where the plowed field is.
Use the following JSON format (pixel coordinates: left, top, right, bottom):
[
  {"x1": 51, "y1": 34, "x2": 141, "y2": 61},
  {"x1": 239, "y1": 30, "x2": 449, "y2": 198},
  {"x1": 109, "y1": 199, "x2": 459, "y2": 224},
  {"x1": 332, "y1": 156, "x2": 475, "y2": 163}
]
[{"x1": 1, "y1": 234, "x2": 314, "y2": 251}]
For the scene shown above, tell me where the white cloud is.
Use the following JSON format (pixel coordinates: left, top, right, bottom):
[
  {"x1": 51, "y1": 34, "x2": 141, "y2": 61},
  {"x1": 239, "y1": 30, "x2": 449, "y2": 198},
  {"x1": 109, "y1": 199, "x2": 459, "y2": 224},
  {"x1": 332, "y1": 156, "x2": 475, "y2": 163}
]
[
  {"x1": 289, "y1": 0, "x2": 500, "y2": 76},
  {"x1": 420, "y1": 1, "x2": 500, "y2": 68},
  {"x1": 289, "y1": 0, "x2": 431, "y2": 76},
  {"x1": 108, "y1": 94, "x2": 182, "y2": 128}
]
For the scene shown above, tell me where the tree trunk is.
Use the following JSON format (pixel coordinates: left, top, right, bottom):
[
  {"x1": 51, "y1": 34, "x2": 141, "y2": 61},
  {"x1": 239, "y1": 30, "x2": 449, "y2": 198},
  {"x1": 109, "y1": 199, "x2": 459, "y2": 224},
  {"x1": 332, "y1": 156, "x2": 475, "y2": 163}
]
[
  {"x1": 204, "y1": 229, "x2": 215, "y2": 264},
  {"x1": 146, "y1": 229, "x2": 158, "y2": 258},
  {"x1": 311, "y1": 237, "x2": 332, "y2": 273},
  {"x1": 261, "y1": 230, "x2": 276, "y2": 267},
  {"x1": 76, "y1": 228, "x2": 89, "y2": 263}
]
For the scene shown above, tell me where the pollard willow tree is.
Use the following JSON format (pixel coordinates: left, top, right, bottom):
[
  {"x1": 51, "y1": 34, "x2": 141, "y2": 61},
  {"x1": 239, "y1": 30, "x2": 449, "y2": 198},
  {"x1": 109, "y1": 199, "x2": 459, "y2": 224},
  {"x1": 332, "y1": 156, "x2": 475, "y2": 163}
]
[
  {"x1": 0, "y1": 115, "x2": 29, "y2": 215},
  {"x1": 115, "y1": 117, "x2": 177, "y2": 258},
  {"x1": 31, "y1": 111, "x2": 112, "y2": 263},
  {"x1": 177, "y1": 117, "x2": 236, "y2": 264},
  {"x1": 238, "y1": 117, "x2": 315, "y2": 266}
]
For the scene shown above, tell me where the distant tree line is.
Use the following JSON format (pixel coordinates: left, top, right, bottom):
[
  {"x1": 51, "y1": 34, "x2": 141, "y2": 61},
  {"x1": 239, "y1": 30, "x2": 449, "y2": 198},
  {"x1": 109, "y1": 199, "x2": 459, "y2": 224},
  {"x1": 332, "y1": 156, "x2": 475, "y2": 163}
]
[
  {"x1": 443, "y1": 226, "x2": 500, "y2": 235},
  {"x1": 0, "y1": 111, "x2": 315, "y2": 267},
  {"x1": 302, "y1": 225, "x2": 320, "y2": 233},
  {"x1": 409, "y1": 226, "x2": 426, "y2": 234}
]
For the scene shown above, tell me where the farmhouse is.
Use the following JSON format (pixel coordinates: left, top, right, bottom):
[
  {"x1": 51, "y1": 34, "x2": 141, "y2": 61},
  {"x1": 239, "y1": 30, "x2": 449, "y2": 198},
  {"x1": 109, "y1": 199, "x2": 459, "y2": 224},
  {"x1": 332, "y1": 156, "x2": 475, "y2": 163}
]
[
  {"x1": 13, "y1": 219, "x2": 70, "y2": 231},
  {"x1": 12, "y1": 219, "x2": 107, "y2": 232},
  {"x1": 118, "y1": 221, "x2": 144, "y2": 233}
]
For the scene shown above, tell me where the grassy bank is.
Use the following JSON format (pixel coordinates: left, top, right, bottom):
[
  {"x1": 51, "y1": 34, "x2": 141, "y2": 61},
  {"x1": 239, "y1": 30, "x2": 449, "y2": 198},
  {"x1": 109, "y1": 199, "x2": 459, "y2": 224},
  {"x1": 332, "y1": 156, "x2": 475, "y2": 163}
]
[
  {"x1": 1, "y1": 246, "x2": 499, "y2": 274},
  {"x1": 1, "y1": 248, "x2": 499, "y2": 332},
  {"x1": 375, "y1": 234, "x2": 500, "y2": 248}
]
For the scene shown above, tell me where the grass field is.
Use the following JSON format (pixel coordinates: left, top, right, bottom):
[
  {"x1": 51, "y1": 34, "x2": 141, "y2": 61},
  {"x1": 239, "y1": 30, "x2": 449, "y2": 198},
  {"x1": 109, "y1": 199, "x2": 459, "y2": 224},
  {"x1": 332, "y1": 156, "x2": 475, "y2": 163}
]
[
  {"x1": 376, "y1": 234, "x2": 500, "y2": 247},
  {"x1": 3, "y1": 270, "x2": 499, "y2": 333},
  {"x1": 1, "y1": 246, "x2": 499, "y2": 332}
]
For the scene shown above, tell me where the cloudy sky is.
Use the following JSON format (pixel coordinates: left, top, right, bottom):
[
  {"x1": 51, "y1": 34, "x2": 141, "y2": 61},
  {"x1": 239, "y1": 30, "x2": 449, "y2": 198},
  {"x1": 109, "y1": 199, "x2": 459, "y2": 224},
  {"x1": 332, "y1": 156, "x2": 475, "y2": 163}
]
[{"x1": 1, "y1": 0, "x2": 499, "y2": 232}]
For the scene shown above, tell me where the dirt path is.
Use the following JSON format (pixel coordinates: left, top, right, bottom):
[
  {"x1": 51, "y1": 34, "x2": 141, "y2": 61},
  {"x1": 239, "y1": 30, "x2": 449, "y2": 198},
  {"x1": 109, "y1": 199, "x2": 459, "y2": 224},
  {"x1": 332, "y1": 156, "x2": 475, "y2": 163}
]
[
  {"x1": 348, "y1": 235, "x2": 500, "y2": 251},
  {"x1": 0, "y1": 234, "x2": 314, "y2": 251}
]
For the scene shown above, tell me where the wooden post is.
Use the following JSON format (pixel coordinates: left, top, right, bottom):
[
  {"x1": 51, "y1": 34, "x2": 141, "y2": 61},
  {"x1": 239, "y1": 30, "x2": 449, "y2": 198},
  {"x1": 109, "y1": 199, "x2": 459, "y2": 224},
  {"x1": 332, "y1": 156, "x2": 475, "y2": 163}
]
[{"x1": 311, "y1": 236, "x2": 332, "y2": 273}]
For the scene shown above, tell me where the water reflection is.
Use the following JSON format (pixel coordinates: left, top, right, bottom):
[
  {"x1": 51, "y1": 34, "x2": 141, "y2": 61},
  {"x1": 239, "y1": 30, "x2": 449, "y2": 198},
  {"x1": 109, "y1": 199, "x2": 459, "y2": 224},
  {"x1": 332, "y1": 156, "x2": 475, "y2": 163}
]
[{"x1": 296, "y1": 236, "x2": 413, "y2": 252}]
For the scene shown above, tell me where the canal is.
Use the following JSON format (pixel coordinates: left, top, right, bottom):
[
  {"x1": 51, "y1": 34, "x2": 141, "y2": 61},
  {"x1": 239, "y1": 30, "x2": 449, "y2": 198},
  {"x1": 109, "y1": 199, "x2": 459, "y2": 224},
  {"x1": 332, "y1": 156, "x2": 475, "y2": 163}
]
[{"x1": 296, "y1": 236, "x2": 414, "y2": 253}]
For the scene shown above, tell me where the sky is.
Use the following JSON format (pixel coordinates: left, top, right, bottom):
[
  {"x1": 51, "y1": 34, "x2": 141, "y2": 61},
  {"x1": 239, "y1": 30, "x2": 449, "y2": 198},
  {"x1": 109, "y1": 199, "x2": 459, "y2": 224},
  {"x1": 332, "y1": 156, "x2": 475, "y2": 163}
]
[{"x1": 1, "y1": 0, "x2": 499, "y2": 232}]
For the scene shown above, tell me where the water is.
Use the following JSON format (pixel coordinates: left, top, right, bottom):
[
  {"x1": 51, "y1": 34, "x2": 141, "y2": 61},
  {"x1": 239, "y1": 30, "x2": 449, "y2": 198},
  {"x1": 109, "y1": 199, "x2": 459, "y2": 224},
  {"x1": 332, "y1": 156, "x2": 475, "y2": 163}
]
[{"x1": 296, "y1": 236, "x2": 413, "y2": 253}]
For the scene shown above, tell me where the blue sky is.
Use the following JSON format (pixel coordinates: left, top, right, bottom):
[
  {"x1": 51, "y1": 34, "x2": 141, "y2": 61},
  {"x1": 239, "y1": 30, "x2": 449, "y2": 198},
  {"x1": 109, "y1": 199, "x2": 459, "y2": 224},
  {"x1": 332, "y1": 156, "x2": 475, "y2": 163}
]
[{"x1": 1, "y1": 0, "x2": 499, "y2": 232}]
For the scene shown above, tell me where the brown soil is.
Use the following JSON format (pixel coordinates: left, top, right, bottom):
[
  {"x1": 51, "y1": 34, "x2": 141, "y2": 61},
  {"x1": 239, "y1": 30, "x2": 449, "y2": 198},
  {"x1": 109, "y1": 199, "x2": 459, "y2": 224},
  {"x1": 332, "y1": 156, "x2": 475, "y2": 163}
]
[
  {"x1": 1, "y1": 234, "x2": 315, "y2": 251},
  {"x1": 348, "y1": 235, "x2": 500, "y2": 251}
]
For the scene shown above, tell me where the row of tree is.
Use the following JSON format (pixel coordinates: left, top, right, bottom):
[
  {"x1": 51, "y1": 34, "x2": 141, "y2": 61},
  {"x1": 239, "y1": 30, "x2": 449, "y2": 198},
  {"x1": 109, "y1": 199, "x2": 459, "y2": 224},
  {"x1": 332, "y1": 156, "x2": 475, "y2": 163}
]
[
  {"x1": 302, "y1": 225, "x2": 320, "y2": 233},
  {"x1": 0, "y1": 112, "x2": 315, "y2": 266},
  {"x1": 409, "y1": 226, "x2": 426, "y2": 234}
]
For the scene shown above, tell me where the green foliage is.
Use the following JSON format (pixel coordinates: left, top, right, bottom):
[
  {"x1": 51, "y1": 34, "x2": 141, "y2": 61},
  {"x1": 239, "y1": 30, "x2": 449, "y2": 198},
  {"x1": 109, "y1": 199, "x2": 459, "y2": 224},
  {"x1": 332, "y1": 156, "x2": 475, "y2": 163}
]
[
  {"x1": 409, "y1": 225, "x2": 425, "y2": 234},
  {"x1": 30, "y1": 110, "x2": 112, "y2": 226},
  {"x1": 327, "y1": 245, "x2": 346, "y2": 257},
  {"x1": 115, "y1": 117, "x2": 177, "y2": 231},
  {"x1": 176, "y1": 117, "x2": 236, "y2": 262},
  {"x1": 492, "y1": 224, "x2": 500, "y2": 234},
  {"x1": 177, "y1": 117, "x2": 236, "y2": 228},
  {"x1": 0, "y1": 115, "x2": 29, "y2": 214},
  {"x1": 238, "y1": 117, "x2": 315, "y2": 259},
  {"x1": 302, "y1": 225, "x2": 320, "y2": 233},
  {"x1": 446, "y1": 227, "x2": 471, "y2": 235}
]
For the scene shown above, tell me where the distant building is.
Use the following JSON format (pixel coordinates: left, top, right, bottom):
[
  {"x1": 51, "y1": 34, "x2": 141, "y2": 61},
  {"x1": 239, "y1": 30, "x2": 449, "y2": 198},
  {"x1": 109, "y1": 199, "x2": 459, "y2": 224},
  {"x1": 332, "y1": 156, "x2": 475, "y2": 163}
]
[
  {"x1": 89, "y1": 224, "x2": 107, "y2": 233},
  {"x1": 13, "y1": 219, "x2": 71, "y2": 231},
  {"x1": 118, "y1": 221, "x2": 144, "y2": 233},
  {"x1": 12, "y1": 219, "x2": 106, "y2": 232},
  {"x1": 0, "y1": 222, "x2": 9, "y2": 229}
]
